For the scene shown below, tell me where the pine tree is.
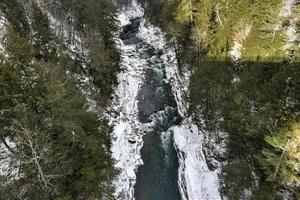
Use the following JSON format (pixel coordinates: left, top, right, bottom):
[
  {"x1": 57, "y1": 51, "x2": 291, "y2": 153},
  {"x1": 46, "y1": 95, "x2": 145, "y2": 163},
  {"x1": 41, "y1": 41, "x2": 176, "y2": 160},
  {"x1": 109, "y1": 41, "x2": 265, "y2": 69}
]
[
  {"x1": 263, "y1": 124, "x2": 300, "y2": 186},
  {"x1": 176, "y1": 0, "x2": 197, "y2": 24}
]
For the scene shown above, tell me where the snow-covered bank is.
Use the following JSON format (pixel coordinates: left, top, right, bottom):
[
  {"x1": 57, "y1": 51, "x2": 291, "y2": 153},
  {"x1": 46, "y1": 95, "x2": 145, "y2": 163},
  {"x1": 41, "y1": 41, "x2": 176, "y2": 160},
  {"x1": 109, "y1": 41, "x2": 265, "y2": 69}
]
[
  {"x1": 274, "y1": 0, "x2": 296, "y2": 31},
  {"x1": 108, "y1": 4, "x2": 146, "y2": 199},
  {"x1": 285, "y1": 18, "x2": 299, "y2": 50},
  {"x1": 109, "y1": 41, "x2": 146, "y2": 199},
  {"x1": 279, "y1": 0, "x2": 296, "y2": 18},
  {"x1": 173, "y1": 124, "x2": 221, "y2": 200}
]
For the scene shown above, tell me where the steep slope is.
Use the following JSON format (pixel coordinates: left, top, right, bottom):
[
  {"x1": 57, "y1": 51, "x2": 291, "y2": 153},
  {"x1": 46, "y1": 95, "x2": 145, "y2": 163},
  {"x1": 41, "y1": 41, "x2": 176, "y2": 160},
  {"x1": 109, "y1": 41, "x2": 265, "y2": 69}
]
[{"x1": 0, "y1": 0, "x2": 119, "y2": 199}]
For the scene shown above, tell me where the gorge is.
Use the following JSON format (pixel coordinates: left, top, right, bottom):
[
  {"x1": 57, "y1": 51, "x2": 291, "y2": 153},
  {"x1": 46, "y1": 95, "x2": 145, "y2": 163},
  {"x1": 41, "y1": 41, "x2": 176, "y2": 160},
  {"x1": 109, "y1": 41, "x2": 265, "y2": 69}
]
[
  {"x1": 110, "y1": 2, "x2": 222, "y2": 199},
  {"x1": 0, "y1": 0, "x2": 299, "y2": 199}
]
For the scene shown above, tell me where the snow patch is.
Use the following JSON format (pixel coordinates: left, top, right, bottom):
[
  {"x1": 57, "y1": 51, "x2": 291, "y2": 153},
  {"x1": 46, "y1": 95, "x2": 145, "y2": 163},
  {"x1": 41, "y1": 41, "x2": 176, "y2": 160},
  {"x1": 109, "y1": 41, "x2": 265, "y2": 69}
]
[
  {"x1": 230, "y1": 43, "x2": 243, "y2": 62},
  {"x1": 0, "y1": 138, "x2": 19, "y2": 180},
  {"x1": 284, "y1": 18, "x2": 299, "y2": 50},
  {"x1": 274, "y1": 0, "x2": 299, "y2": 53},
  {"x1": 230, "y1": 24, "x2": 251, "y2": 62},
  {"x1": 282, "y1": 2, "x2": 300, "y2": 53},
  {"x1": 0, "y1": 15, "x2": 7, "y2": 55},
  {"x1": 279, "y1": 0, "x2": 295, "y2": 18},
  {"x1": 109, "y1": 42, "x2": 147, "y2": 182},
  {"x1": 274, "y1": 0, "x2": 296, "y2": 31}
]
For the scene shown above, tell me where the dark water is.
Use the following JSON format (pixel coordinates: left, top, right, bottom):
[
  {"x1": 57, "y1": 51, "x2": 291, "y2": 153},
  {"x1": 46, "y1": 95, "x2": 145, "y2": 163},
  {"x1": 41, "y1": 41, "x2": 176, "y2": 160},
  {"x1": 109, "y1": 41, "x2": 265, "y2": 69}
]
[{"x1": 120, "y1": 18, "x2": 181, "y2": 200}]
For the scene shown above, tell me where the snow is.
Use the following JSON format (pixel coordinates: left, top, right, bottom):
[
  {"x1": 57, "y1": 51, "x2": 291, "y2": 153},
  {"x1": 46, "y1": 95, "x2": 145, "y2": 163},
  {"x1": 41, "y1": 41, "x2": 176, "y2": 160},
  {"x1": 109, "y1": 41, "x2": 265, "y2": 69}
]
[
  {"x1": 284, "y1": 18, "x2": 299, "y2": 50},
  {"x1": 274, "y1": 0, "x2": 296, "y2": 31},
  {"x1": 108, "y1": 4, "x2": 148, "y2": 199},
  {"x1": 137, "y1": 19, "x2": 168, "y2": 50},
  {"x1": 118, "y1": 1, "x2": 143, "y2": 27},
  {"x1": 279, "y1": 0, "x2": 296, "y2": 18},
  {"x1": 163, "y1": 44, "x2": 222, "y2": 199},
  {"x1": 36, "y1": 1, "x2": 101, "y2": 113},
  {"x1": 282, "y1": 1, "x2": 299, "y2": 52},
  {"x1": 0, "y1": 15, "x2": 7, "y2": 54},
  {"x1": 274, "y1": 0, "x2": 299, "y2": 53},
  {"x1": 0, "y1": 138, "x2": 19, "y2": 180},
  {"x1": 173, "y1": 124, "x2": 222, "y2": 200},
  {"x1": 230, "y1": 43, "x2": 243, "y2": 62},
  {"x1": 230, "y1": 24, "x2": 251, "y2": 62}
]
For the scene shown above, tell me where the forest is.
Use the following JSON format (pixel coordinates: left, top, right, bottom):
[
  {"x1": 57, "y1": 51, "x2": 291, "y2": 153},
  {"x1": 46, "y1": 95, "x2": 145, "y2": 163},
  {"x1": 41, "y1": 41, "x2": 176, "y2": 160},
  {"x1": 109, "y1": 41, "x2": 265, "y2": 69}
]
[
  {"x1": 0, "y1": 0, "x2": 299, "y2": 199},
  {"x1": 0, "y1": 0, "x2": 119, "y2": 199}
]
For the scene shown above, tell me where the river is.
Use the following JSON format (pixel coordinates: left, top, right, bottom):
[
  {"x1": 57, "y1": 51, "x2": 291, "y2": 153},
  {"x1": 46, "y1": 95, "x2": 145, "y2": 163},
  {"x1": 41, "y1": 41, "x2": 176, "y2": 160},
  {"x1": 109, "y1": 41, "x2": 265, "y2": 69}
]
[{"x1": 109, "y1": 1, "x2": 222, "y2": 200}]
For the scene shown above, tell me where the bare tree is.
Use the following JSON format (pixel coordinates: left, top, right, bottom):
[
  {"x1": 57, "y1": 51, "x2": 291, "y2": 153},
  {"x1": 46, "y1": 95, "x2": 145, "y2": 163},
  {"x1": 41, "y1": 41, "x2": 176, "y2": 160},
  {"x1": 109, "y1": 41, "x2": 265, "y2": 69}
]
[{"x1": 7, "y1": 118, "x2": 64, "y2": 193}]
